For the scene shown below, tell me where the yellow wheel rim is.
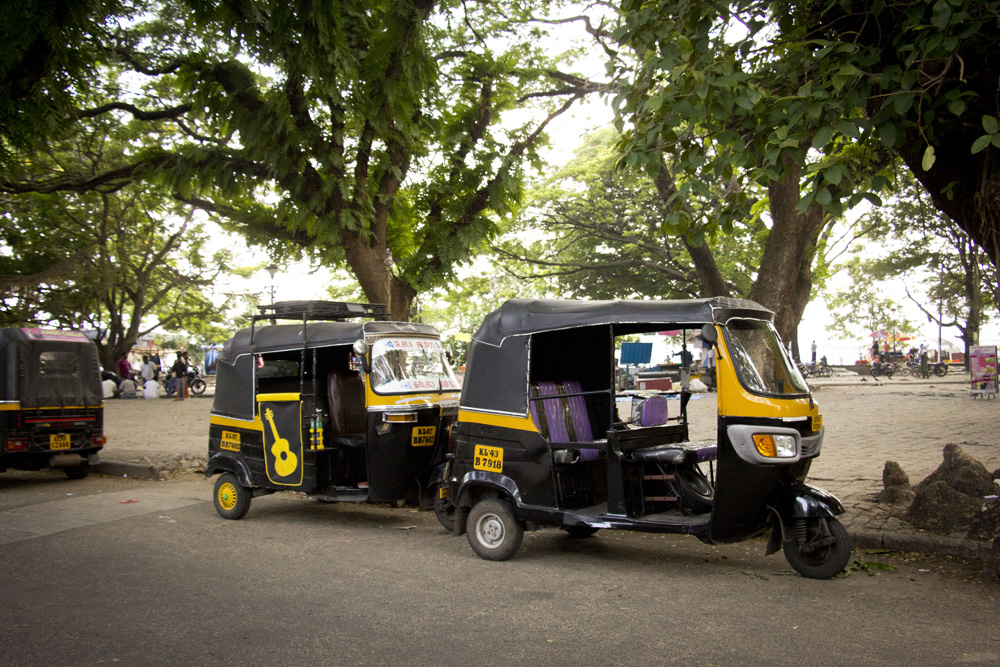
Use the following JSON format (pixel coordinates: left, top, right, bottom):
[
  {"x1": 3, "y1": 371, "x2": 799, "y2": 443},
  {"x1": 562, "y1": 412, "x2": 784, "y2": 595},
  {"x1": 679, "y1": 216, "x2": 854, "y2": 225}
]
[{"x1": 218, "y1": 482, "x2": 238, "y2": 511}]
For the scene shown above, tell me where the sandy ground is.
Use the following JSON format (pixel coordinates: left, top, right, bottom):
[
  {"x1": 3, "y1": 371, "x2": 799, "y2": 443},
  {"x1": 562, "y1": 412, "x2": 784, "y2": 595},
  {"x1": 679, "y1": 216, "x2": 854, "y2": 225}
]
[{"x1": 100, "y1": 374, "x2": 999, "y2": 499}]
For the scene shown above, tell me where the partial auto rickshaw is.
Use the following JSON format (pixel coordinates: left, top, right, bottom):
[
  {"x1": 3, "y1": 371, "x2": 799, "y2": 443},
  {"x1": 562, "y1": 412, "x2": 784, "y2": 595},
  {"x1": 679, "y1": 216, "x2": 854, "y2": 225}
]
[
  {"x1": 0, "y1": 328, "x2": 105, "y2": 478},
  {"x1": 440, "y1": 297, "x2": 852, "y2": 579},
  {"x1": 206, "y1": 301, "x2": 460, "y2": 519}
]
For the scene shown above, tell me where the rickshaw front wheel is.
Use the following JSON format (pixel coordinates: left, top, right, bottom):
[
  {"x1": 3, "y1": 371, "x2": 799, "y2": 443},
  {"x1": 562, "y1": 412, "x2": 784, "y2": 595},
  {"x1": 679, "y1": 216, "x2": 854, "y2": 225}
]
[
  {"x1": 782, "y1": 517, "x2": 851, "y2": 579},
  {"x1": 214, "y1": 472, "x2": 252, "y2": 520},
  {"x1": 433, "y1": 484, "x2": 456, "y2": 532},
  {"x1": 467, "y1": 498, "x2": 523, "y2": 561},
  {"x1": 64, "y1": 464, "x2": 90, "y2": 480}
]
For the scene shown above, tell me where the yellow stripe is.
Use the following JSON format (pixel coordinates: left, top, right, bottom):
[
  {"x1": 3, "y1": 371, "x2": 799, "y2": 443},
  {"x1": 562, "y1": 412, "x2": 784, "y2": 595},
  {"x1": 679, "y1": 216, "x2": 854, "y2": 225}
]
[
  {"x1": 210, "y1": 414, "x2": 264, "y2": 432},
  {"x1": 458, "y1": 409, "x2": 539, "y2": 433},
  {"x1": 256, "y1": 392, "x2": 300, "y2": 402}
]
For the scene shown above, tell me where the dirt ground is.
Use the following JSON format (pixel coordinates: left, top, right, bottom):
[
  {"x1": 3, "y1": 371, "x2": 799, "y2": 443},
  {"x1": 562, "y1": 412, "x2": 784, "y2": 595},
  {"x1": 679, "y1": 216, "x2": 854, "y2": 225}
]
[{"x1": 100, "y1": 375, "x2": 1000, "y2": 495}]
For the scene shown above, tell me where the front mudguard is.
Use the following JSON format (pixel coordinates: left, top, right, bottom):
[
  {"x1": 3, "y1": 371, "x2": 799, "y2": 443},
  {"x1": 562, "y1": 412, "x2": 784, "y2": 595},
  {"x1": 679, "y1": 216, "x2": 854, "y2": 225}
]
[{"x1": 765, "y1": 482, "x2": 845, "y2": 556}]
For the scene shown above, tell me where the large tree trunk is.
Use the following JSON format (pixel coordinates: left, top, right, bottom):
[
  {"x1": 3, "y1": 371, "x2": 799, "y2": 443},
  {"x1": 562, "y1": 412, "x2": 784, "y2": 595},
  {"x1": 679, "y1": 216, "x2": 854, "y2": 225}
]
[
  {"x1": 748, "y1": 160, "x2": 827, "y2": 350},
  {"x1": 343, "y1": 234, "x2": 416, "y2": 321}
]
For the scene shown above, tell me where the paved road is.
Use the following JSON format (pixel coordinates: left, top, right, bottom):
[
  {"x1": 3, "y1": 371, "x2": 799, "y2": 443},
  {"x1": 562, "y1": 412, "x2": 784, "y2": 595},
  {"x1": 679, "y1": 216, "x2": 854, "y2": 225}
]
[{"x1": 1, "y1": 470, "x2": 998, "y2": 666}]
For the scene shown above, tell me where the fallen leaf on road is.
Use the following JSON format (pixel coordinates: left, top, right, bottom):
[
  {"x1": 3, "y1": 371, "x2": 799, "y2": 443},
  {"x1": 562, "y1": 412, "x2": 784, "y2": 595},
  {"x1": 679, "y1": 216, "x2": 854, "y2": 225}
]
[{"x1": 117, "y1": 499, "x2": 138, "y2": 504}]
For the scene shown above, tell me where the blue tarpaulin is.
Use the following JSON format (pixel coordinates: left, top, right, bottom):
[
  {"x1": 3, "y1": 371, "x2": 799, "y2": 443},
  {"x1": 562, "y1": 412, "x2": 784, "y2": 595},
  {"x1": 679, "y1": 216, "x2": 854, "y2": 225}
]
[{"x1": 620, "y1": 342, "x2": 653, "y2": 365}]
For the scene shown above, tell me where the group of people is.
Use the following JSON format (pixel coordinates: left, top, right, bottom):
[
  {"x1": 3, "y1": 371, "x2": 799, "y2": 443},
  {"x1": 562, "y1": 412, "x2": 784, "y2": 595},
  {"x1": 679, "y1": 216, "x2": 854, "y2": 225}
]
[{"x1": 107, "y1": 351, "x2": 193, "y2": 400}]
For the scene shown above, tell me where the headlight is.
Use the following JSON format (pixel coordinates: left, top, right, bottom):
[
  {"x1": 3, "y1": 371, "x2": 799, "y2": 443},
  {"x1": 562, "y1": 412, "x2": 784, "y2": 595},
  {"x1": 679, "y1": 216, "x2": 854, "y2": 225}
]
[{"x1": 752, "y1": 434, "x2": 797, "y2": 458}]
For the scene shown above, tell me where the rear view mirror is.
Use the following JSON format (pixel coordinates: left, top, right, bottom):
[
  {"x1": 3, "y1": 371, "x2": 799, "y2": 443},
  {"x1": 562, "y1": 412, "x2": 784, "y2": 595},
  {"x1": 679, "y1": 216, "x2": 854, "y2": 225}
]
[
  {"x1": 700, "y1": 324, "x2": 718, "y2": 346},
  {"x1": 352, "y1": 339, "x2": 371, "y2": 373}
]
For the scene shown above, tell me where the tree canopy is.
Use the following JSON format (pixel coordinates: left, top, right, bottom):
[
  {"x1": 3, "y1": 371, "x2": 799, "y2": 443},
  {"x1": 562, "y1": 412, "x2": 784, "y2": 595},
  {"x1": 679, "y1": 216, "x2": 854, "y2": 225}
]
[{"x1": 2, "y1": 0, "x2": 599, "y2": 321}]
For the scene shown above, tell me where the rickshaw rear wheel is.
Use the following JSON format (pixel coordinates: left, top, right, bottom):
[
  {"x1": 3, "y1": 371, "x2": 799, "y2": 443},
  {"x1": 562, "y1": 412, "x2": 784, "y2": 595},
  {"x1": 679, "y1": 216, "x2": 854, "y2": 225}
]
[
  {"x1": 561, "y1": 525, "x2": 599, "y2": 538},
  {"x1": 782, "y1": 517, "x2": 851, "y2": 579},
  {"x1": 467, "y1": 498, "x2": 523, "y2": 561},
  {"x1": 675, "y1": 464, "x2": 714, "y2": 514},
  {"x1": 64, "y1": 464, "x2": 89, "y2": 480},
  {"x1": 214, "y1": 472, "x2": 251, "y2": 520}
]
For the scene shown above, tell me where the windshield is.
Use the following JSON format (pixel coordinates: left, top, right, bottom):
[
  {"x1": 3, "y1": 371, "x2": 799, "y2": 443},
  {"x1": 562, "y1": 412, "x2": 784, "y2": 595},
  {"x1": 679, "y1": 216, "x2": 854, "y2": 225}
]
[
  {"x1": 370, "y1": 337, "x2": 459, "y2": 394},
  {"x1": 723, "y1": 320, "x2": 809, "y2": 397}
]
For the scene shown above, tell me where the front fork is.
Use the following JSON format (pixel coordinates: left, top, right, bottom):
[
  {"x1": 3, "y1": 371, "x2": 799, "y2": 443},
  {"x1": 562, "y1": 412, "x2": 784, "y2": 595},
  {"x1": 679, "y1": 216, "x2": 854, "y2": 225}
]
[{"x1": 765, "y1": 482, "x2": 845, "y2": 556}]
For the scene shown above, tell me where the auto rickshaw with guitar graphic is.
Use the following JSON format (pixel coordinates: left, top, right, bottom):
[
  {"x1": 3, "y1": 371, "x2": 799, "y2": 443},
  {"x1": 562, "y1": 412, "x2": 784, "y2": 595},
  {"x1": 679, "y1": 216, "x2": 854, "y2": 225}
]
[{"x1": 206, "y1": 301, "x2": 460, "y2": 519}]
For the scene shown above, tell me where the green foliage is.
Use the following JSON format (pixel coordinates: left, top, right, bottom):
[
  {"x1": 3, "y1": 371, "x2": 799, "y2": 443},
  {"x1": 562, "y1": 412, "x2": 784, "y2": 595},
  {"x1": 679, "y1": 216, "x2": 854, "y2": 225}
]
[{"x1": 611, "y1": 0, "x2": 1000, "y2": 257}]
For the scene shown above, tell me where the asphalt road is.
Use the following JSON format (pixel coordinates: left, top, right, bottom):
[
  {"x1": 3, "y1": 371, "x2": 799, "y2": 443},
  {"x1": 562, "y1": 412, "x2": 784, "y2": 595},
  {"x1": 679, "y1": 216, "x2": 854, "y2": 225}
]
[{"x1": 1, "y1": 470, "x2": 998, "y2": 666}]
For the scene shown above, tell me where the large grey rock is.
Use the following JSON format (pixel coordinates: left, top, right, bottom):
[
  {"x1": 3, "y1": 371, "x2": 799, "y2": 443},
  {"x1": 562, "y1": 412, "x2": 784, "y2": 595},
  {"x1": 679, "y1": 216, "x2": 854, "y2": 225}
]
[
  {"x1": 914, "y1": 444, "x2": 1000, "y2": 497},
  {"x1": 905, "y1": 481, "x2": 980, "y2": 533},
  {"x1": 878, "y1": 460, "x2": 914, "y2": 505}
]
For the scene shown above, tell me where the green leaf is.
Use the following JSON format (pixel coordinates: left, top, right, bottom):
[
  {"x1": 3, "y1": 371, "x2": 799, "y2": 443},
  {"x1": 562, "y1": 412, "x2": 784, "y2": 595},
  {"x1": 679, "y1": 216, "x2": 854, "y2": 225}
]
[
  {"x1": 922, "y1": 145, "x2": 936, "y2": 171},
  {"x1": 811, "y1": 125, "x2": 835, "y2": 148},
  {"x1": 948, "y1": 98, "x2": 966, "y2": 116},
  {"x1": 983, "y1": 115, "x2": 998, "y2": 135},
  {"x1": 878, "y1": 123, "x2": 898, "y2": 147},
  {"x1": 971, "y1": 135, "x2": 991, "y2": 154},
  {"x1": 815, "y1": 187, "x2": 832, "y2": 206}
]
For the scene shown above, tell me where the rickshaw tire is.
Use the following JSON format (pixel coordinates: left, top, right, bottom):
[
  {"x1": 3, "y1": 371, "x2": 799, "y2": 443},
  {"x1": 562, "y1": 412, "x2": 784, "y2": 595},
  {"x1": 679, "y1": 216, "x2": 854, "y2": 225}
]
[
  {"x1": 934, "y1": 364, "x2": 948, "y2": 377},
  {"x1": 782, "y1": 517, "x2": 851, "y2": 580},
  {"x1": 675, "y1": 464, "x2": 714, "y2": 514},
  {"x1": 190, "y1": 378, "x2": 207, "y2": 395},
  {"x1": 64, "y1": 464, "x2": 89, "y2": 480},
  {"x1": 433, "y1": 485, "x2": 456, "y2": 532},
  {"x1": 561, "y1": 526, "x2": 599, "y2": 539},
  {"x1": 467, "y1": 498, "x2": 523, "y2": 561},
  {"x1": 214, "y1": 472, "x2": 251, "y2": 520}
]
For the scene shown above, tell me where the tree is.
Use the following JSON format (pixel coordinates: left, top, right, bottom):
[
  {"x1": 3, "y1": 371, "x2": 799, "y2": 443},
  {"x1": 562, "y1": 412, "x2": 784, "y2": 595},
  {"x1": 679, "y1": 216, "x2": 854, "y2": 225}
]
[
  {"x1": 0, "y1": 125, "x2": 239, "y2": 370},
  {"x1": 495, "y1": 128, "x2": 766, "y2": 301},
  {"x1": 609, "y1": 0, "x2": 888, "y2": 350},
  {"x1": 612, "y1": 0, "x2": 1000, "y2": 279},
  {"x1": 829, "y1": 175, "x2": 996, "y2": 368},
  {"x1": 2, "y1": 0, "x2": 599, "y2": 321}
]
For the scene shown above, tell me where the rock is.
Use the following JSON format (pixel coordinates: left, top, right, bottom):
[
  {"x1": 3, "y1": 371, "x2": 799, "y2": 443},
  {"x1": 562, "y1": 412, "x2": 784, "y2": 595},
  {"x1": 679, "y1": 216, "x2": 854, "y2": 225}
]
[
  {"x1": 905, "y1": 480, "x2": 980, "y2": 533},
  {"x1": 984, "y1": 539, "x2": 1000, "y2": 584},
  {"x1": 968, "y1": 497, "x2": 1000, "y2": 542},
  {"x1": 915, "y1": 443, "x2": 1000, "y2": 497},
  {"x1": 878, "y1": 460, "x2": 914, "y2": 505}
]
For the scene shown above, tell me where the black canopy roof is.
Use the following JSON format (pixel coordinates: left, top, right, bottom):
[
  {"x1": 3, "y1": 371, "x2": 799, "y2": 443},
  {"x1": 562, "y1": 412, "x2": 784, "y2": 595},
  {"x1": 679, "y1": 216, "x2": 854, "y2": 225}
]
[
  {"x1": 472, "y1": 297, "x2": 774, "y2": 348},
  {"x1": 219, "y1": 320, "x2": 441, "y2": 362}
]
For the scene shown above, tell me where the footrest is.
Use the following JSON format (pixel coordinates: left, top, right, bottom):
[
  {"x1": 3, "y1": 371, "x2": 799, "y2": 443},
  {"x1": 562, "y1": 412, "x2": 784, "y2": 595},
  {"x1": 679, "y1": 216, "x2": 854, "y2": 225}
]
[{"x1": 628, "y1": 441, "x2": 717, "y2": 464}]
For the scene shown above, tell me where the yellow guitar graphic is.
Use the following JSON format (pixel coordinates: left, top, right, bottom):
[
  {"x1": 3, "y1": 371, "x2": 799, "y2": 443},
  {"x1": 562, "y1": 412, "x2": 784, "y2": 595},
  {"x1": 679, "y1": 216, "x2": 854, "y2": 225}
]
[{"x1": 265, "y1": 407, "x2": 298, "y2": 477}]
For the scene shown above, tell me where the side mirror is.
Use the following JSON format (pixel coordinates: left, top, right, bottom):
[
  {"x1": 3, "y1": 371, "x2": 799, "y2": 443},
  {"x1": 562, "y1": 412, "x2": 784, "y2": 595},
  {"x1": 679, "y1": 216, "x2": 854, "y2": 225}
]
[
  {"x1": 352, "y1": 339, "x2": 371, "y2": 373},
  {"x1": 700, "y1": 323, "x2": 718, "y2": 346}
]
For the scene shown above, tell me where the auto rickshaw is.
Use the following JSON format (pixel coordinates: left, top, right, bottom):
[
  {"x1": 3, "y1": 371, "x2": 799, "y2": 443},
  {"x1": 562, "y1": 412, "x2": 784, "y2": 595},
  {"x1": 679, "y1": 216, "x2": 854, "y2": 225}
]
[
  {"x1": 440, "y1": 297, "x2": 852, "y2": 579},
  {"x1": 0, "y1": 328, "x2": 105, "y2": 478},
  {"x1": 206, "y1": 301, "x2": 461, "y2": 519}
]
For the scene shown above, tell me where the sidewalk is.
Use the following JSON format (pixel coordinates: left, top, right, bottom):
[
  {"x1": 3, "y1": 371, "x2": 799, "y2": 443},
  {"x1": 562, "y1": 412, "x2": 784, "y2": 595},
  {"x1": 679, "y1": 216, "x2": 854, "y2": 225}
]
[{"x1": 96, "y1": 371, "x2": 998, "y2": 560}]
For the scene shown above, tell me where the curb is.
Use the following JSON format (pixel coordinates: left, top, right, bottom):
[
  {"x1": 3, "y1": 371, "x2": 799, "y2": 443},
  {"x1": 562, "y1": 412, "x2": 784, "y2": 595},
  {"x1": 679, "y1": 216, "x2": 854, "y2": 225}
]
[
  {"x1": 94, "y1": 460, "x2": 167, "y2": 480},
  {"x1": 849, "y1": 529, "x2": 994, "y2": 560}
]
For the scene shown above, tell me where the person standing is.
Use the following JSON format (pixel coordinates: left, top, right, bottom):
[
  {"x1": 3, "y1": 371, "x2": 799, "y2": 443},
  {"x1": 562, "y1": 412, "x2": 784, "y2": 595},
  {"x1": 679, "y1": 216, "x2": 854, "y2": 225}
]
[
  {"x1": 811, "y1": 340, "x2": 817, "y2": 364},
  {"x1": 920, "y1": 349, "x2": 930, "y2": 379},
  {"x1": 116, "y1": 354, "x2": 131, "y2": 380},
  {"x1": 140, "y1": 355, "x2": 156, "y2": 383},
  {"x1": 171, "y1": 352, "x2": 189, "y2": 401}
]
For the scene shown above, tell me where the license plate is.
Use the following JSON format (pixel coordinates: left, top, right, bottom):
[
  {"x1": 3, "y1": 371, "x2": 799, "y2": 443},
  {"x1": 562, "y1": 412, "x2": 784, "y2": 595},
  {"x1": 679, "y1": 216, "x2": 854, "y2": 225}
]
[
  {"x1": 473, "y1": 445, "x2": 503, "y2": 473},
  {"x1": 411, "y1": 426, "x2": 436, "y2": 447},
  {"x1": 812, "y1": 415, "x2": 823, "y2": 432},
  {"x1": 50, "y1": 433, "x2": 71, "y2": 450}
]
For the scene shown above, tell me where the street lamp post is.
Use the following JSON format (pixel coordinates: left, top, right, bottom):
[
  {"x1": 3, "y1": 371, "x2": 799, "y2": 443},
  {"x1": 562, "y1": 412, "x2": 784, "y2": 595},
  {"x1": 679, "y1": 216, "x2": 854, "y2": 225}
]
[{"x1": 266, "y1": 264, "x2": 278, "y2": 304}]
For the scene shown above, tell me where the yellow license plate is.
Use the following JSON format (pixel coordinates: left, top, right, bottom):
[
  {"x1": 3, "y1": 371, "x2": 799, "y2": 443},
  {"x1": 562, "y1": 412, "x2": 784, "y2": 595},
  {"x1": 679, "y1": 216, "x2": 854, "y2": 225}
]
[
  {"x1": 473, "y1": 444, "x2": 503, "y2": 473},
  {"x1": 411, "y1": 426, "x2": 437, "y2": 447},
  {"x1": 812, "y1": 415, "x2": 823, "y2": 432},
  {"x1": 50, "y1": 433, "x2": 71, "y2": 450}
]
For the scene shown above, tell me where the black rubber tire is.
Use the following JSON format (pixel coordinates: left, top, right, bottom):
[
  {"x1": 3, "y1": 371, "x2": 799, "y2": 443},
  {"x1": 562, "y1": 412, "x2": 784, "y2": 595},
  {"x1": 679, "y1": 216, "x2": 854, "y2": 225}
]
[
  {"x1": 189, "y1": 378, "x2": 207, "y2": 395},
  {"x1": 433, "y1": 483, "x2": 456, "y2": 532},
  {"x1": 64, "y1": 464, "x2": 89, "y2": 480},
  {"x1": 782, "y1": 517, "x2": 852, "y2": 579},
  {"x1": 818, "y1": 366, "x2": 833, "y2": 378},
  {"x1": 674, "y1": 463, "x2": 714, "y2": 514},
  {"x1": 561, "y1": 525, "x2": 599, "y2": 538},
  {"x1": 213, "y1": 472, "x2": 252, "y2": 520},
  {"x1": 883, "y1": 365, "x2": 895, "y2": 378},
  {"x1": 934, "y1": 363, "x2": 948, "y2": 377},
  {"x1": 869, "y1": 365, "x2": 880, "y2": 377},
  {"x1": 466, "y1": 498, "x2": 524, "y2": 561},
  {"x1": 910, "y1": 366, "x2": 921, "y2": 377}
]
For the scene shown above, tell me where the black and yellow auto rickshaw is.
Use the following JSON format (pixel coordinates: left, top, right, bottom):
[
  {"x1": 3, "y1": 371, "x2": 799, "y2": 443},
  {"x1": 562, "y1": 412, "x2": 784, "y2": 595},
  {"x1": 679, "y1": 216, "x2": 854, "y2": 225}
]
[
  {"x1": 441, "y1": 298, "x2": 852, "y2": 578},
  {"x1": 206, "y1": 301, "x2": 461, "y2": 519},
  {"x1": 0, "y1": 328, "x2": 105, "y2": 478}
]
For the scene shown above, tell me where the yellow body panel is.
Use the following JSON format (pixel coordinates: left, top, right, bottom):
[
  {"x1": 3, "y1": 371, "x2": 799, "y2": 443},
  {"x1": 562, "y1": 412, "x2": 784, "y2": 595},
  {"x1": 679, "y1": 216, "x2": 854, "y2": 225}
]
[{"x1": 714, "y1": 324, "x2": 821, "y2": 426}]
